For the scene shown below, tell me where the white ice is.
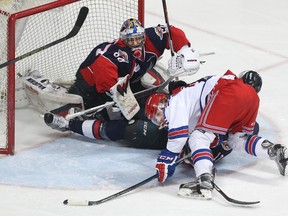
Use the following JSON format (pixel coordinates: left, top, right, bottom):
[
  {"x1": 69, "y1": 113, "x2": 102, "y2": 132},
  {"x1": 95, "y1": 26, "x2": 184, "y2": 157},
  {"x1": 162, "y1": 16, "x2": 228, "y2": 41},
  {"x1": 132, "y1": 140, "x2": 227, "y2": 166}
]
[{"x1": 1, "y1": 0, "x2": 288, "y2": 215}]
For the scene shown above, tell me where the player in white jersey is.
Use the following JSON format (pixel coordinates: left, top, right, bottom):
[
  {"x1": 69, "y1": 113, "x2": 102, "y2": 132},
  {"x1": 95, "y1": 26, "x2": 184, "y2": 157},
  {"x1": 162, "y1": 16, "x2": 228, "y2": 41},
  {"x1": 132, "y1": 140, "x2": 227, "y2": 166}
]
[{"x1": 145, "y1": 70, "x2": 288, "y2": 200}]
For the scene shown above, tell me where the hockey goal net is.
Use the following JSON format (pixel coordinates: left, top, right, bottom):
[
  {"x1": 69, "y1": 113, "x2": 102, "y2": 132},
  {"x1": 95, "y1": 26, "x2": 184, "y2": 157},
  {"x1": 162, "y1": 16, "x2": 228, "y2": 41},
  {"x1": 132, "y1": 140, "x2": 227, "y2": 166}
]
[{"x1": 0, "y1": 0, "x2": 144, "y2": 155}]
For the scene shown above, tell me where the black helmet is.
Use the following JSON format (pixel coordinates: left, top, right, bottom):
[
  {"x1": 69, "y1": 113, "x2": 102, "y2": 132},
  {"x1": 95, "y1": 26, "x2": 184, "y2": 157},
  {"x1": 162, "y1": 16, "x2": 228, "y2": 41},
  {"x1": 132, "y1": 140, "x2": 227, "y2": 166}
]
[{"x1": 239, "y1": 70, "x2": 262, "y2": 93}]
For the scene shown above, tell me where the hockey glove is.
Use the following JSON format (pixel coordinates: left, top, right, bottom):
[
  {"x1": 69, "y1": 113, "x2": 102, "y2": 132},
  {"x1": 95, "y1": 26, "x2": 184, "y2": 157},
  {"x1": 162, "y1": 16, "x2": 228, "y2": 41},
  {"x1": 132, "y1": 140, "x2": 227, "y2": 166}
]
[
  {"x1": 168, "y1": 45, "x2": 200, "y2": 77},
  {"x1": 156, "y1": 149, "x2": 179, "y2": 183}
]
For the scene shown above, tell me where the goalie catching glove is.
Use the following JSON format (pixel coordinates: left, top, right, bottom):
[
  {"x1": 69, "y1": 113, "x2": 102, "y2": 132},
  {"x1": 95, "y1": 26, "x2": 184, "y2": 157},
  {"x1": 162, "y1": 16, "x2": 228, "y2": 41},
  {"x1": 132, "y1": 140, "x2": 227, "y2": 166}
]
[
  {"x1": 108, "y1": 74, "x2": 140, "y2": 120},
  {"x1": 168, "y1": 45, "x2": 200, "y2": 77}
]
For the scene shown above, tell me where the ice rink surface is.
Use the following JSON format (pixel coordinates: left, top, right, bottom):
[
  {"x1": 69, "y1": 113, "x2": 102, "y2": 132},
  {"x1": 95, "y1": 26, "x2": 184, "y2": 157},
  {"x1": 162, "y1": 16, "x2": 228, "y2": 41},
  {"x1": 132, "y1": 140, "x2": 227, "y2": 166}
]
[{"x1": 1, "y1": 0, "x2": 288, "y2": 215}]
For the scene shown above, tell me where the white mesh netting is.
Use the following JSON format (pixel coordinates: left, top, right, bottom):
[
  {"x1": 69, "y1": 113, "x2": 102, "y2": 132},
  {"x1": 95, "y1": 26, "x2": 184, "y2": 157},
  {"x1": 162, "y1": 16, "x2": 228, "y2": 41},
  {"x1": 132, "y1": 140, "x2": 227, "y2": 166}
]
[{"x1": 0, "y1": 0, "x2": 141, "y2": 152}]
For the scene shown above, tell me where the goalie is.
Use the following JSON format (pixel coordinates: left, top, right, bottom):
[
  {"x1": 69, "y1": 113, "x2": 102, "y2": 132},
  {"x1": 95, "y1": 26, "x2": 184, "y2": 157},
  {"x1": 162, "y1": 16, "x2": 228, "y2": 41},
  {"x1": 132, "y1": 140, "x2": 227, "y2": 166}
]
[{"x1": 43, "y1": 18, "x2": 200, "y2": 149}]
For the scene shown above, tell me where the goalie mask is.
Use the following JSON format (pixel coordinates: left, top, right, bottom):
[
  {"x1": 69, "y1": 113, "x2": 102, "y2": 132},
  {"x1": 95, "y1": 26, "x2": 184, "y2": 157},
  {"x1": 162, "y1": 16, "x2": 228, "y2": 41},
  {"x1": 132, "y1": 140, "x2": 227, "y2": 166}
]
[
  {"x1": 239, "y1": 70, "x2": 262, "y2": 93},
  {"x1": 120, "y1": 18, "x2": 145, "y2": 58},
  {"x1": 145, "y1": 93, "x2": 168, "y2": 127}
]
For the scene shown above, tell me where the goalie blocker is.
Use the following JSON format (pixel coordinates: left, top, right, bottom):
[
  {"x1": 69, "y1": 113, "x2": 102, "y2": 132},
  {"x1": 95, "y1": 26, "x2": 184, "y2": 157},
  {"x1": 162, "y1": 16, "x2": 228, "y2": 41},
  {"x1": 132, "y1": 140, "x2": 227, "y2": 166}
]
[{"x1": 107, "y1": 74, "x2": 140, "y2": 120}]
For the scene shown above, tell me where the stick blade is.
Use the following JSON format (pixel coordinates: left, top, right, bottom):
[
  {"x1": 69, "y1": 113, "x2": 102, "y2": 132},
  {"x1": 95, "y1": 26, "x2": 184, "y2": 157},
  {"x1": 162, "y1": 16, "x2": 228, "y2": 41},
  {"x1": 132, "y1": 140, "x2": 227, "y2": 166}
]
[
  {"x1": 213, "y1": 183, "x2": 260, "y2": 205},
  {"x1": 63, "y1": 199, "x2": 90, "y2": 206},
  {"x1": 67, "y1": 6, "x2": 89, "y2": 38},
  {"x1": 76, "y1": 7, "x2": 89, "y2": 28}
]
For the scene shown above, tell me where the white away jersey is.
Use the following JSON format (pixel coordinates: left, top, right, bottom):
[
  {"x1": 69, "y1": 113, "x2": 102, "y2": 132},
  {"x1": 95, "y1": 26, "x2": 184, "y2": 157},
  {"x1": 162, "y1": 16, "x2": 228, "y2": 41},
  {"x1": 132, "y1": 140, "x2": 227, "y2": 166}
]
[{"x1": 164, "y1": 75, "x2": 220, "y2": 153}]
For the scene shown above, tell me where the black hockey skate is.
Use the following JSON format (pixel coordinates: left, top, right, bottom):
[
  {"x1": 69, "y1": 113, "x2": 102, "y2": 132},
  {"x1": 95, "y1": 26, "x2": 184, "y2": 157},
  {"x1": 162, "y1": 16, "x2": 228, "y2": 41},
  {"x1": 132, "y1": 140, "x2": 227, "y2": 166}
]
[
  {"x1": 178, "y1": 173, "x2": 214, "y2": 199},
  {"x1": 268, "y1": 144, "x2": 288, "y2": 176},
  {"x1": 44, "y1": 113, "x2": 69, "y2": 132}
]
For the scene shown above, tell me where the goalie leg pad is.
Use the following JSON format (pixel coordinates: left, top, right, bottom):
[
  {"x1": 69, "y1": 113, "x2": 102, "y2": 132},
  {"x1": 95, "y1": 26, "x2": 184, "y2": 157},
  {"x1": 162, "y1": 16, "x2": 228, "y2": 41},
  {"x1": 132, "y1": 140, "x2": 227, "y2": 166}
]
[
  {"x1": 15, "y1": 76, "x2": 30, "y2": 108},
  {"x1": 141, "y1": 62, "x2": 168, "y2": 88},
  {"x1": 22, "y1": 71, "x2": 83, "y2": 114}
]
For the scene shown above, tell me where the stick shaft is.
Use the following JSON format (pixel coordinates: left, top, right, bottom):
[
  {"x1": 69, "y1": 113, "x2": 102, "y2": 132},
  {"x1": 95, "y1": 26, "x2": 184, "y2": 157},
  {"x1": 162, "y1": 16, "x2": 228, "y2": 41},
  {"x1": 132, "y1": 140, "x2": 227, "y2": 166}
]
[{"x1": 162, "y1": 0, "x2": 174, "y2": 56}]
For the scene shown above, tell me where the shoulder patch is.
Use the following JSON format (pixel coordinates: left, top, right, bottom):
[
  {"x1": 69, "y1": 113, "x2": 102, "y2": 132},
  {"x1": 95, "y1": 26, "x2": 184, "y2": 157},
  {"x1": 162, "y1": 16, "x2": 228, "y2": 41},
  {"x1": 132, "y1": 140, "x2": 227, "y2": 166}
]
[{"x1": 154, "y1": 26, "x2": 166, "y2": 40}]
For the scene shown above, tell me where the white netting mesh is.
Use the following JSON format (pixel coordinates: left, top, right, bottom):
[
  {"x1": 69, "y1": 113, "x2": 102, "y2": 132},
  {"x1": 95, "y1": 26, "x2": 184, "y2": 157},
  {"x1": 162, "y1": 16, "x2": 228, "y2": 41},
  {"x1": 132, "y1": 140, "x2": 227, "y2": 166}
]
[
  {"x1": 0, "y1": 0, "x2": 141, "y2": 153},
  {"x1": 1, "y1": 0, "x2": 55, "y2": 152}
]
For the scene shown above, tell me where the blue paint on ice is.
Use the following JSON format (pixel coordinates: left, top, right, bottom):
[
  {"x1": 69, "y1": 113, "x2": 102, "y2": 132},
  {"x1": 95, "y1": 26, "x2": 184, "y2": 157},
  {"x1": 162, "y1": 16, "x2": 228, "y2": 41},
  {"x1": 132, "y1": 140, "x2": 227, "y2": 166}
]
[{"x1": 0, "y1": 115, "x2": 274, "y2": 189}]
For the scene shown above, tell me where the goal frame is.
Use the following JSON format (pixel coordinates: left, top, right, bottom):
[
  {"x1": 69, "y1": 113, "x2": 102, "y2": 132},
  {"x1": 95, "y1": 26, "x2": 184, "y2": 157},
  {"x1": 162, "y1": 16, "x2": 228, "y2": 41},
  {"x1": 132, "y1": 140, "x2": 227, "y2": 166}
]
[{"x1": 0, "y1": 0, "x2": 144, "y2": 155}]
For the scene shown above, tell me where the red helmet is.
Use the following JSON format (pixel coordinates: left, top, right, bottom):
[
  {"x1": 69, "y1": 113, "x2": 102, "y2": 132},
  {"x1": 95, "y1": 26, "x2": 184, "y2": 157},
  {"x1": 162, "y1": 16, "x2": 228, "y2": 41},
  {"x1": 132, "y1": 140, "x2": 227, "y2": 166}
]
[{"x1": 145, "y1": 93, "x2": 168, "y2": 126}]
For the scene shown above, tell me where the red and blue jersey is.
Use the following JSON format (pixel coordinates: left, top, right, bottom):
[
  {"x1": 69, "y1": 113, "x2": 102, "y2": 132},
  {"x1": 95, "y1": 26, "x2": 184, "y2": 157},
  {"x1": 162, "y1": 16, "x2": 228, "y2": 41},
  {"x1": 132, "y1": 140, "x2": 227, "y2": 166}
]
[
  {"x1": 75, "y1": 25, "x2": 190, "y2": 94},
  {"x1": 164, "y1": 70, "x2": 259, "y2": 154}
]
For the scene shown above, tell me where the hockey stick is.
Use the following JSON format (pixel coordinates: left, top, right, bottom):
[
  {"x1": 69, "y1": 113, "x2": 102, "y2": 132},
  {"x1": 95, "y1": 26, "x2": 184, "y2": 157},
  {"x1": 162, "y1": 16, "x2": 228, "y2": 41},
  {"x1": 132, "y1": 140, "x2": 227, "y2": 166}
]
[
  {"x1": 65, "y1": 101, "x2": 115, "y2": 120},
  {"x1": 64, "y1": 173, "x2": 158, "y2": 206},
  {"x1": 162, "y1": 0, "x2": 180, "y2": 82},
  {"x1": 213, "y1": 182, "x2": 260, "y2": 205},
  {"x1": 63, "y1": 151, "x2": 260, "y2": 206},
  {"x1": 0, "y1": 6, "x2": 89, "y2": 69},
  {"x1": 162, "y1": 0, "x2": 174, "y2": 56},
  {"x1": 63, "y1": 153, "x2": 191, "y2": 206}
]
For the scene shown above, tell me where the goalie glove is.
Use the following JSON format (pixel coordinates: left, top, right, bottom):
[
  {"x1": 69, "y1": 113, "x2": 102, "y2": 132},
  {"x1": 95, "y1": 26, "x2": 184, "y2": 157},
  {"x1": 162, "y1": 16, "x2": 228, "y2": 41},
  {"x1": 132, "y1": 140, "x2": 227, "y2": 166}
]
[
  {"x1": 108, "y1": 74, "x2": 140, "y2": 120},
  {"x1": 168, "y1": 45, "x2": 200, "y2": 77}
]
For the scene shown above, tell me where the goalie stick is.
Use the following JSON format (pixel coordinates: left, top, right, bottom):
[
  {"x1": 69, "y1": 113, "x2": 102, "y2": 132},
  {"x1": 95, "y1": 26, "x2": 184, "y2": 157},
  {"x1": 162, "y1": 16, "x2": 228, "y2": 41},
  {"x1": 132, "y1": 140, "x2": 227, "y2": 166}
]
[{"x1": 0, "y1": 6, "x2": 89, "y2": 69}]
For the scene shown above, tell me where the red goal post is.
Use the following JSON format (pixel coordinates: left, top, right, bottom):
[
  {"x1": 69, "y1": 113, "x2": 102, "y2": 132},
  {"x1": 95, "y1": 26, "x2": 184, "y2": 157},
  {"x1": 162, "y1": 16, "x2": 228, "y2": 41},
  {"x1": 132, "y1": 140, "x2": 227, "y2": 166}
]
[{"x1": 0, "y1": 0, "x2": 145, "y2": 155}]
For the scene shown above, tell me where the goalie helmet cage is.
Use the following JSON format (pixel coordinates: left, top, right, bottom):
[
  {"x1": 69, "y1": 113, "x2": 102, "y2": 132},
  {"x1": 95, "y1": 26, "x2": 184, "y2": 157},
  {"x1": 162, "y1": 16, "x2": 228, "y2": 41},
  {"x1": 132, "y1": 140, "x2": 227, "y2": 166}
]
[{"x1": 0, "y1": 0, "x2": 145, "y2": 155}]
